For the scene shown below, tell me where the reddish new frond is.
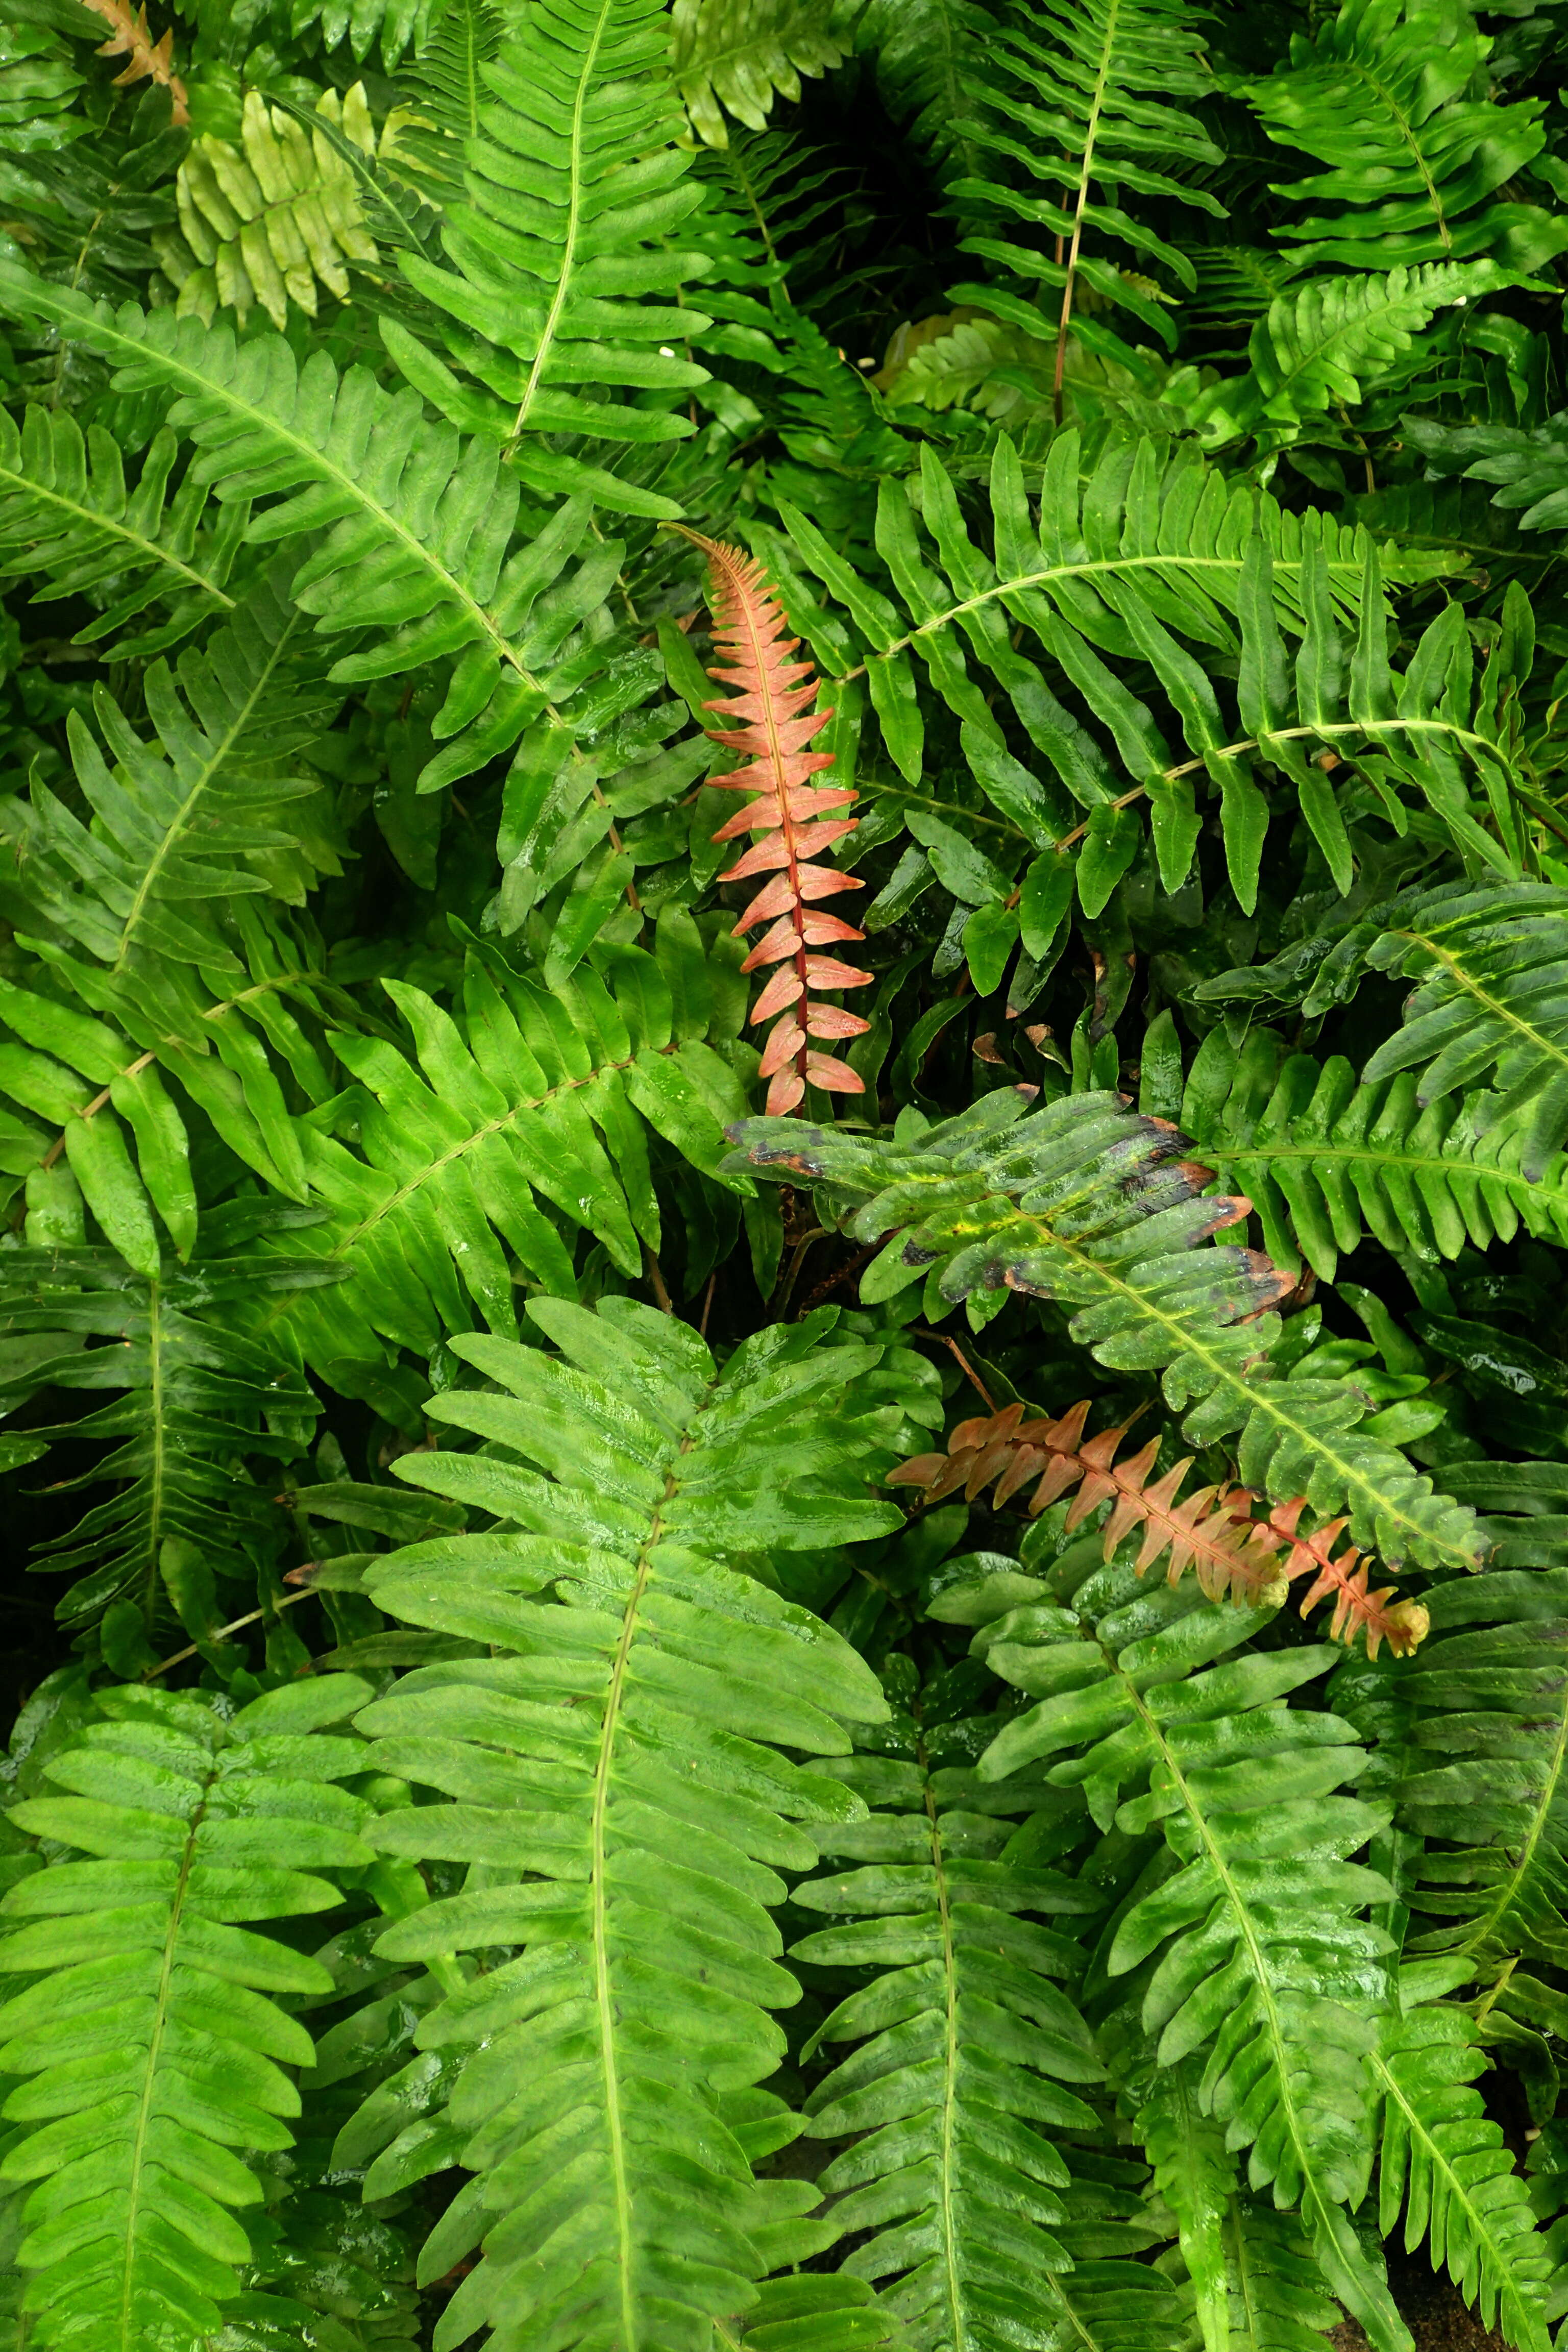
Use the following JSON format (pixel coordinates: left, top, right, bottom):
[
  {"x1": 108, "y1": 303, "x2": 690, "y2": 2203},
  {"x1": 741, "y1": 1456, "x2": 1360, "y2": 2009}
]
[
  {"x1": 1253, "y1": 1499, "x2": 1430, "y2": 1660},
  {"x1": 79, "y1": 0, "x2": 188, "y2": 121},
  {"x1": 675, "y1": 530, "x2": 870, "y2": 1115},
  {"x1": 891, "y1": 1402, "x2": 1429, "y2": 1655}
]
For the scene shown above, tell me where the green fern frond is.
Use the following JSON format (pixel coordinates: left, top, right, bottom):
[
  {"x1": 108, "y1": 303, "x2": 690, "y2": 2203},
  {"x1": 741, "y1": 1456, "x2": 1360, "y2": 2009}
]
[
  {"x1": 1246, "y1": 0, "x2": 1568, "y2": 279},
  {"x1": 1375, "y1": 1989, "x2": 1552, "y2": 2349},
  {"x1": 790, "y1": 1708, "x2": 1106, "y2": 2346},
  {"x1": 733, "y1": 1088, "x2": 1487, "y2": 1574},
  {"x1": 1258, "y1": 880, "x2": 1568, "y2": 1183},
  {"x1": 378, "y1": 0, "x2": 503, "y2": 215},
  {"x1": 0, "y1": 408, "x2": 246, "y2": 659},
  {"x1": 1168, "y1": 1023, "x2": 1568, "y2": 1282},
  {"x1": 673, "y1": 0, "x2": 857, "y2": 146},
  {"x1": 387, "y1": 0, "x2": 713, "y2": 515},
  {"x1": 1386, "y1": 1567, "x2": 1568, "y2": 1968},
  {"x1": 154, "y1": 86, "x2": 380, "y2": 330},
  {"x1": 770, "y1": 432, "x2": 1524, "y2": 917},
  {"x1": 1142, "y1": 2069, "x2": 1341, "y2": 2352},
  {"x1": 942, "y1": 1550, "x2": 1409, "y2": 2352},
  {"x1": 860, "y1": 0, "x2": 998, "y2": 183},
  {"x1": 3, "y1": 565, "x2": 341, "y2": 981},
  {"x1": 0, "y1": 266, "x2": 645, "y2": 793},
  {"x1": 264, "y1": 922, "x2": 756, "y2": 1368},
  {"x1": 0, "y1": 1675, "x2": 375, "y2": 2349},
  {"x1": 0, "y1": 1247, "x2": 336, "y2": 1629},
  {"x1": 1218, "y1": 2200, "x2": 1342, "y2": 2350},
  {"x1": 1195, "y1": 260, "x2": 1516, "y2": 450},
  {"x1": 216, "y1": 0, "x2": 436, "y2": 68},
  {"x1": 943, "y1": 0, "x2": 1226, "y2": 413},
  {"x1": 1403, "y1": 410, "x2": 1568, "y2": 534},
  {"x1": 351, "y1": 1297, "x2": 901, "y2": 2351}
]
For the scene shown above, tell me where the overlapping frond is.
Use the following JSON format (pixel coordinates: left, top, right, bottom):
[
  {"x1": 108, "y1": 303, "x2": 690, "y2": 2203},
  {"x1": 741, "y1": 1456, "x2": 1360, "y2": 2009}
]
[
  {"x1": 769, "y1": 431, "x2": 1526, "y2": 921},
  {"x1": 1193, "y1": 261, "x2": 1516, "y2": 451},
  {"x1": 387, "y1": 0, "x2": 712, "y2": 517},
  {"x1": 263, "y1": 923, "x2": 757, "y2": 1369},
  {"x1": 0, "y1": 1247, "x2": 334, "y2": 1633},
  {"x1": 1389, "y1": 1567, "x2": 1568, "y2": 1967},
  {"x1": 1245, "y1": 0, "x2": 1568, "y2": 277},
  {"x1": 945, "y1": 0, "x2": 1226, "y2": 415},
  {"x1": 791, "y1": 1718, "x2": 1105, "y2": 2348},
  {"x1": 935, "y1": 1553, "x2": 1407, "y2": 2352},
  {"x1": 0, "y1": 1675, "x2": 374, "y2": 2349},
  {"x1": 1375, "y1": 1993, "x2": 1551, "y2": 2351},
  {"x1": 733, "y1": 1088, "x2": 1486, "y2": 1573},
  {"x1": 673, "y1": 0, "x2": 854, "y2": 145},
  {"x1": 1218, "y1": 880, "x2": 1568, "y2": 1182},
  {"x1": 153, "y1": 85, "x2": 380, "y2": 330},
  {"x1": 0, "y1": 409, "x2": 244, "y2": 658},
  {"x1": 3, "y1": 565, "x2": 341, "y2": 980},
  {"x1": 891, "y1": 1402, "x2": 1430, "y2": 1655},
  {"x1": 351, "y1": 1298, "x2": 902, "y2": 2352},
  {"x1": 1169, "y1": 1023, "x2": 1568, "y2": 1281},
  {"x1": 0, "y1": 265, "x2": 643, "y2": 793}
]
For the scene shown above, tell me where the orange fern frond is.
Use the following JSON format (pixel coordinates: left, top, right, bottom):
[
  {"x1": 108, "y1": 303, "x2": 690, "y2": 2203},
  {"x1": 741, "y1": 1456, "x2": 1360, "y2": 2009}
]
[
  {"x1": 673, "y1": 530, "x2": 870, "y2": 1115},
  {"x1": 1252, "y1": 1500, "x2": 1430, "y2": 1660},
  {"x1": 890, "y1": 1403, "x2": 1429, "y2": 1655},
  {"x1": 78, "y1": 0, "x2": 188, "y2": 122}
]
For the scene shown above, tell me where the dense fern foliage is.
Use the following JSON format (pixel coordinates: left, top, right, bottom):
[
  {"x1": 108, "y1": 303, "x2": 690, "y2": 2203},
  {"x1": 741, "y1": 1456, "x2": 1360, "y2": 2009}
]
[{"x1": 8, "y1": 0, "x2": 1568, "y2": 2346}]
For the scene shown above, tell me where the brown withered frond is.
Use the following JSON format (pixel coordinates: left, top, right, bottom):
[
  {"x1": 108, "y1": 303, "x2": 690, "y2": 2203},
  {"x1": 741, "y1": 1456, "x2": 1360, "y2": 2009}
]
[
  {"x1": 79, "y1": 0, "x2": 188, "y2": 123},
  {"x1": 672, "y1": 530, "x2": 870, "y2": 1115},
  {"x1": 891, "y1": 1402, "x2": 1429, "y2": 1659}
]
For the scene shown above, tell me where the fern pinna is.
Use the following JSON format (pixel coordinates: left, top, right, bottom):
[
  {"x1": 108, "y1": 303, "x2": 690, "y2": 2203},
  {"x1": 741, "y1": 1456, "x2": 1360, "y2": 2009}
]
[{"x1": 4, "y1": 0, "x2": 1568, "y2": 2345}]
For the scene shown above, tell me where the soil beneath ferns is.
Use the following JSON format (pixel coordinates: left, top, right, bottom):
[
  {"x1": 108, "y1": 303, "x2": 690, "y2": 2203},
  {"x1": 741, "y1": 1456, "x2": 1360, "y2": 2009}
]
[{"x1": 1332, "y1": 2248, "x2": 1509, "y2": 2350}]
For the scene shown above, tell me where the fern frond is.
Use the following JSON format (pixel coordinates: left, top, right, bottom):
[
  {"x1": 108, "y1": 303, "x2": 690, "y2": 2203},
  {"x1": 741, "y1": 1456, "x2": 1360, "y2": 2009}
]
[
  {"x1": 1169, "y1": 1023, "x2": 1568, "y2": 1283},
  {"x1": 676, "y1": 529, "x2": 870, "y2": 1112},
  {"x1": 352, "y1": 1298, "x2": 901, "y2": 2351},
  {"x1": 673, "y1": 0, "x2": 855, "y2": 146},
  {"x1": 0, "y1": 17, "x2": 85, "y2": 155},
  {"x1": 791, "y1": 1712, "x2": 1106, "y2": 2346},
  {"x1": 0, "y1": 1675, "x2": 374, "y2": 2347},
  {"x1": 1405, "y1": 409, "x2": 1568, "y2": 534},
  {"x1": 0, "y1": 266, "x2": 644, "y2": 793},
  {"x1": 259, "y1": 924, "x2": 755, "y2": 1367},
  {"x1": 0, "y1": 407, "x2": 244, "y2": 658},
  {"x1": 378, "y1": 0, "x2": 503, "y2": 214},
  {"x1": 387, "y1": 0, "x2": 712, "y2": 513},
  {"x1": 771, "y1": 433, "x2": 1517, "y2": 915},
  {"x1": 944, "y1": 0, "x2": 1225, "y2": 421},
  {"x1": 3, "y1": 565, "x2": 339, "y2": 982},
  {"x1": 1234, "y1": 879, "x2": 1568, "y2": 1183},
  {"x1": 1246, "y1": 0, "x2": 1568, "y2": 278},
  {"x1": 860, "y1": 0, "x2": 998, "y2": 183},
  {"x1": 1390, "y1": 1567, "x2": 1568, "y2": 1967},
  {"x1": 0, "y1": 1247, "x2": 335, "y2": 1629},
  {"x1": 890, "y1": 1403, "x2": 1429, "y2": 1655},
  {"x1": 732, "y1": 1088, "x2": 1487, "y2": 1574},
  {"x1": 1375, "y1": 1994, "x2": 1552, "y2": 2350},
  {"x1": 1195, "y1": 260, "x2": 1515, "y2": 450},
  {"x1": 154, "y1": 85, "x2": 380, "y2": 330},
  {"x1": 1137, "y1": 2058, "x2": 1237, "y2": 2351},
  {"x1": 939, "y1": 1554, "x2": 1407, "y2": 2352}
]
